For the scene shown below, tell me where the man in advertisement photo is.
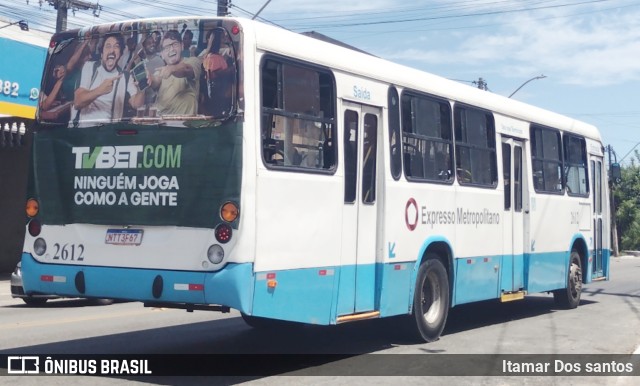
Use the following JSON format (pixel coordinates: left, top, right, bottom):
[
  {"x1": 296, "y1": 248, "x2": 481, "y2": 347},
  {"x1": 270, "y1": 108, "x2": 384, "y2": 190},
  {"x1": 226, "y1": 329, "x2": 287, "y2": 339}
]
[
  {"x1": 73, "y1": 33, "x2": 143, "y2": 127},
  {"x1": 149, "y1": 30, "x2": 202, "y2": 117}
]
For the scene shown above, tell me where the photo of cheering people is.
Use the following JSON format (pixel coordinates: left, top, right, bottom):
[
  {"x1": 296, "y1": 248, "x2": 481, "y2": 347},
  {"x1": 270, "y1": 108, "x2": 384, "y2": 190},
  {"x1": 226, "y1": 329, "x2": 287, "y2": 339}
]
[{"x1": 39, "y1": 19, "x2": 239, "y2": 127}]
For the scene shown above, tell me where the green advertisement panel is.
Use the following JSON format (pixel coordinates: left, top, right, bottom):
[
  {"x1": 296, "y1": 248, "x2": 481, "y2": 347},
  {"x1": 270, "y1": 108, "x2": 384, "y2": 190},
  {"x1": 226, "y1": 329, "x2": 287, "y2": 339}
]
[{"x1": 31, "y1": 123, "x2": 242, "y2": 229}]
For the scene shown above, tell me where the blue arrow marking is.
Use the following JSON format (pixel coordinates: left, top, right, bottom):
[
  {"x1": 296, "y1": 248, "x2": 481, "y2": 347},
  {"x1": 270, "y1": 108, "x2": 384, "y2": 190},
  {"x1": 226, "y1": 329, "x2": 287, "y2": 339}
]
[{"x1": 388, "y1": 242, "x2": 396, "y2": 259}]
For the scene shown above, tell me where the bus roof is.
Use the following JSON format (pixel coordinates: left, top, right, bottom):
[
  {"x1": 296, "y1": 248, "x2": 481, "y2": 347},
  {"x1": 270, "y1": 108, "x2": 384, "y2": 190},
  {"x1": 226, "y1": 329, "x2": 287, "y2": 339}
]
[
  {"x1": 241, "y1": 18, "x2": 601, "y2": 143},
  {"x1": 54, "y1": 16, "x2": 601, "y2": 143}
]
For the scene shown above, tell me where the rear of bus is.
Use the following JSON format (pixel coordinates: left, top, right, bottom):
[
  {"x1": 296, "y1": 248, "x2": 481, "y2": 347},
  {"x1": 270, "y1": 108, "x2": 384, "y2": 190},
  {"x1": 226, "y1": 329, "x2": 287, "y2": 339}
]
[{"x1": 21, "y1": 17, "x2": 252, "y2": 311}]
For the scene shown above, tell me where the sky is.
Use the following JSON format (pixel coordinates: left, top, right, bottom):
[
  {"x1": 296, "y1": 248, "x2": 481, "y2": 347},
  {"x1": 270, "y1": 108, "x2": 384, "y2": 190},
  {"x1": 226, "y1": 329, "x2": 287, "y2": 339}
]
[{"x1": 2, "y1": 0, "x2": 639, "y2": 165}]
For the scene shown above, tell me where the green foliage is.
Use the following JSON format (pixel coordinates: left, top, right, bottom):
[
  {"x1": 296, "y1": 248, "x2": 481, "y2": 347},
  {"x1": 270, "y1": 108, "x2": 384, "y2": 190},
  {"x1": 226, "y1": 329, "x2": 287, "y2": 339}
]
[{"x1": 614, "y1": 150, "x2": 640, "y2": 250}]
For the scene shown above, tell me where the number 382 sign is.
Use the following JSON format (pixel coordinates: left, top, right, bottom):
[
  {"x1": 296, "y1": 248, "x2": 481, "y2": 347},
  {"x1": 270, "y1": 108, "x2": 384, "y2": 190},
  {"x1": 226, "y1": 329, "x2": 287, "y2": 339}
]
[{"x1": 0, "y1": 78, "x2": 20, "y2": 97}]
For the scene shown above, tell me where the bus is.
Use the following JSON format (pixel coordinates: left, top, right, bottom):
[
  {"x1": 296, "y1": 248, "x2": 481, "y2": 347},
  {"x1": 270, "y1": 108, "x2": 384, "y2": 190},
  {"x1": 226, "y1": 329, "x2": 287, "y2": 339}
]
[{"x1": 21, "y1": 16, "x2": 614, "y2": 342}]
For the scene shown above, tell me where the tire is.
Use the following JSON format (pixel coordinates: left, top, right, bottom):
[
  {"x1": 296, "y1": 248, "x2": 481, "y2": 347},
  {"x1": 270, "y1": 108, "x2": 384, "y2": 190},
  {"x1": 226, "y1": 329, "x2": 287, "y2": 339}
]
[
  {"x1": 88, "y1": 298, "x2": 114, "y2": 306},
  {"x1": 553, "y1": 250, "x2": 582, "y2": 309},
  {"x1": 22, "y1": 297, "x2": 48, "y2": 306},
  {"x1": 411, "y1": 257, "x2": 450, "y2": 342}
]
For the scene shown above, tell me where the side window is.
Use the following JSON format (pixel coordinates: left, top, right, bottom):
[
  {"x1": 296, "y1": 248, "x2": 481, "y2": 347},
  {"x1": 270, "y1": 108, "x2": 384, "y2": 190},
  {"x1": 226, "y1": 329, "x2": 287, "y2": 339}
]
[
  {"x1": 503, "y1": 143, "x2": 511, "y2": 210},
  {"x1": 261, "y1": 58, "x2": 336, "y2": 171},
  {"x1": 454, "y1": 105, "x2": 497, "y2": 187},
  {"x1": 563, "y1": 134, "x2": 589, "y2": 196},
  {"x1": 591, "y1": 160, "x2": 603, "y2": 213},
  {"x1": 514, "y1": 145, "x2": 523, "y2": 211},
  {"x1": 530, "y1": 125, "x2": 563, "y2": 193},
  {"x1": 388, "y1": 87, "x2": 402, "y2": 180},
  {"x1": 344, "y1": 110, "x2": 359, "y2": 203},
  {"x1": 362, "y1": 114, "x2": 378, "y2": 204},
  {"x1": 401, "y1": 92, "x2": 453, "y2": 183}
]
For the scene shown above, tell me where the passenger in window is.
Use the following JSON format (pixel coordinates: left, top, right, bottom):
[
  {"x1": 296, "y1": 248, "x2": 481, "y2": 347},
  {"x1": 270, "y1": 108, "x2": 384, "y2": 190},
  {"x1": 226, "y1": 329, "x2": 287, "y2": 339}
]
[
  {"x1": 148, "y1": 30, "x2": 203, "y2": 116},
  {"x1": 73, "y1": 33, "x2": 144, "y2": 127},
  {"x1": 457, "y1": 168, "x2": 472, "y2": 184},
  {"x1": 543, "y1": 164, "x2": 562, "y2": 192}
]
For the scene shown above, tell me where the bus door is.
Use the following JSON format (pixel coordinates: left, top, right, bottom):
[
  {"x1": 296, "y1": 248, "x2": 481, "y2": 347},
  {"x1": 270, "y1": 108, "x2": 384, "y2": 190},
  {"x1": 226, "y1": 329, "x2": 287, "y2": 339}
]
[
  {"x1": 501, "y1": 137, "x2": 525, "y2": 294},
  {"x1": 337, "y1": 102, "x2": 381, "y2": 315},
  {"x1": 590, "y1": 157, "x2": 605, "y2": 279}
]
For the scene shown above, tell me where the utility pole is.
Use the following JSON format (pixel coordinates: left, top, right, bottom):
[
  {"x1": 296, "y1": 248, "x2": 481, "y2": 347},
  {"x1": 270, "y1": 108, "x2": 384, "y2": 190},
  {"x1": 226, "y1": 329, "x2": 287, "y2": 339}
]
[
  {"x1": 473, "y1": 77, "x2": 488, "y2": 91},
  {"x1": 607, "y1": 145, "x2": 620, "y2": 257},
  {"x1": 217, "y1": 0, "x2": 229, "y2": 17},
  {"x1": 47, "y1": 0, "x2": 101, "y2": 32},
  {"x1": 252, "y1": 0, "x2": 272, "y2": 20},
  {"x1": 0, "y1": 20, "x2": 29, "y2": 31},
  {"x1": 508, "y1": 75, "x2": 546, "y2": 98}
]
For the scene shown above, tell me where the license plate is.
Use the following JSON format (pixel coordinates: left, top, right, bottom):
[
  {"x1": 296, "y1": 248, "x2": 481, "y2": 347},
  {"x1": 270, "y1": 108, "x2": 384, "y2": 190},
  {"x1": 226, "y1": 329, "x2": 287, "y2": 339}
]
[{"x1": 105, "y1": 229, "x2": 144, "y2": 246}]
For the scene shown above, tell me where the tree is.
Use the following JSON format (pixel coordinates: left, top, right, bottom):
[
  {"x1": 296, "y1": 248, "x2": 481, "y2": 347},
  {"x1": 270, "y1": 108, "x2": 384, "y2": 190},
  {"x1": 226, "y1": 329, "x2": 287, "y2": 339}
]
[{"x1": 613, "y1": 150, "x2": 640, "y2": 251}]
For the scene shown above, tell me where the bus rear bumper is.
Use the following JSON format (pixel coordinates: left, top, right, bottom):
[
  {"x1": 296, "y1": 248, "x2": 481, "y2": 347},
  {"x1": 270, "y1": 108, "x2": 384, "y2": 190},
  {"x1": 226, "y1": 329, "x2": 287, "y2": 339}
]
[{"x1": 20, "y1": 253, "x2": 254, "y2": 312}]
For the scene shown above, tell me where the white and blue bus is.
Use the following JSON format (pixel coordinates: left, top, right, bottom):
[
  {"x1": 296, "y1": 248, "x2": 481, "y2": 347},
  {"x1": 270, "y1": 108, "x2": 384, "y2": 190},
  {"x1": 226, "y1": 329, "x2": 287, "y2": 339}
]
[{"x1": 21, "y1": 16, "x2": 613, "y2": 342}]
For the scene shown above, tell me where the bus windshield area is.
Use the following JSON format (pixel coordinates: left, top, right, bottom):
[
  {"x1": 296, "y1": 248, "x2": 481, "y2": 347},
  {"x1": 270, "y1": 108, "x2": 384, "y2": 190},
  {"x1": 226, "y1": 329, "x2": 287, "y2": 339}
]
[{"x1": 38, "y1": 19, "x2": 240, "y2": 128}]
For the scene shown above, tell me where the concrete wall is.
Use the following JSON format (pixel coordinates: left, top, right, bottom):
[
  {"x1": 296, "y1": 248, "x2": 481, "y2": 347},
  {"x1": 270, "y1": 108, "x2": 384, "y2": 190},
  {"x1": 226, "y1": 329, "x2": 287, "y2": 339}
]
[{"x1": 0, "y1": 120, "x2": 31, "y2": 273}]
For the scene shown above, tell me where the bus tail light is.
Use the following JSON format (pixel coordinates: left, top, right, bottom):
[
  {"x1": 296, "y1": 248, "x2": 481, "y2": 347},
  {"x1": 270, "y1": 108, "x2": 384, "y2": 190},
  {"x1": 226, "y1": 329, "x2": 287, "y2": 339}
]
[
  {"x1": 214, "y1": 223, "x2": 232, "y2": 243},
  {"x1": 220, "y1": 202, "x2": 239, "y2": 222},
  {"x1": 28, "y1": 219, "x2": 41, "y2": 237},
  {"x1": 26, "y1": 198, "x2": 39, "y2": 218}
]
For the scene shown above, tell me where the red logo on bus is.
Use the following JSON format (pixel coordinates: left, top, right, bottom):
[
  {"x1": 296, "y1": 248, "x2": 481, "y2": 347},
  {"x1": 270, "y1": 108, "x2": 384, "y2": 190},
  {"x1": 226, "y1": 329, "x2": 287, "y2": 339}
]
[{"x1": 405, "y1": 198, "x2": 418, "y2": 231}]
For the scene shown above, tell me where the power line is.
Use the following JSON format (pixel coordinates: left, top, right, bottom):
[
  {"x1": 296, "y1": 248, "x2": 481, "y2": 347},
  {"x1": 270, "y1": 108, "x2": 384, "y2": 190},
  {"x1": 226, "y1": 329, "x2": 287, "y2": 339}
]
[
  {"x1": 0, "y1": 0, "x2": 624, "y2": 36},
  {"x1": 286, "y1": 0, "x2": 610, "y2": 30}
]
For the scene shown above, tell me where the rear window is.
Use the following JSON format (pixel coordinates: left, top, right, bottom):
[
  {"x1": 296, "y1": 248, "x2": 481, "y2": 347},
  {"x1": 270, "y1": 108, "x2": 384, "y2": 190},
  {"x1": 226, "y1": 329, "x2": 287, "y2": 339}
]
[{"x1": 39, "y1": 19, "x2": 240, "y2": 128}]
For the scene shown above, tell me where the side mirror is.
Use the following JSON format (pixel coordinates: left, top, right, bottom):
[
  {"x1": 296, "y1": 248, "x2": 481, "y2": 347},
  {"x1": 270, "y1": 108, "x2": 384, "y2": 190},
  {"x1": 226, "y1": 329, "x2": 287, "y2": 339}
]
[{"x1": 610, "y1": 162, "x2": 621, "y2": 184}]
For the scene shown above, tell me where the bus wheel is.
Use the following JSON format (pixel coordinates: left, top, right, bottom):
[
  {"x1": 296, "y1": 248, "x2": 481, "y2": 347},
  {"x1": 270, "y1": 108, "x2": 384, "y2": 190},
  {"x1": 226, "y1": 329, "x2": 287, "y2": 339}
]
[
  {"x1": 412, "y1": 257, "x2": 449, "y2": 342},
  {"x1": 88, "y1": 298, "x2": 114, "y2": 306},
  {"x1": 553, "y1": 250, "x2": 582, "y2": 309},
  {"x1": 23, "y1": 297, "x2": 48, "y2": 306}
]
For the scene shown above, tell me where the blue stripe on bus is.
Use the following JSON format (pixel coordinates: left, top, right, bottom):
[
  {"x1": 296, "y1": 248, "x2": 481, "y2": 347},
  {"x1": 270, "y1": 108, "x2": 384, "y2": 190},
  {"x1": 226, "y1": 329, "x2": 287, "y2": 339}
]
[
  {"x1": 453, "y1": 254, "x2": 504, "y2": 305},
  {"x1": 525, "y1": 251, "x2": 568, "y2": 294},
  {"x1": 22, "y1": 247, "x2": 611, "y2": 325},
  {"x1": 499, "y1": 253, "x2": 525, "y2": 295},
  {"x1": 335, "y1": 264, "x2": 356, "y2": 317},
  {"x1": 378, "y1": 262, "x2": 413, "y2": 317},
  {"x1": 20, "y1": 253, "x2": 253, "y2": 310},
  {"x1": 251, "y1": 266, "x2": 338, "y2": 324}
]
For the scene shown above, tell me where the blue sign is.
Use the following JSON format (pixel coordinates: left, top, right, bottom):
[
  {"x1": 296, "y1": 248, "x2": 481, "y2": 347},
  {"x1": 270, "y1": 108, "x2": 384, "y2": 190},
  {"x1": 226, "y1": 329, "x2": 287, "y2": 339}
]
[{"x1": 0, "y1": 37, "x2": 47, "y2": 118}]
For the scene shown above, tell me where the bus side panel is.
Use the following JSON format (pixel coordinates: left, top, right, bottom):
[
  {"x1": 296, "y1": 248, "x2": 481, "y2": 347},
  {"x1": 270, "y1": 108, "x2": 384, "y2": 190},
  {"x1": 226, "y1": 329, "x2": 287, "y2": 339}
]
[
  {"x1": 21, "y1": 252, "x2": 256, "y2": 310},
  {"x1": 21, "y1": 252, "x2": 208, "y2": 304},
  {"x1": 203, "y1": 263, "x2": 255, "y2": 313},
  {"x1": 525, "y1": 194, "x2": 582, "y2": 293},
  {"x1": 524, "y1": 251, "x2": 568, "y2": 294},
  {"x1": 453, "y1": 255, "x2": 501, "y2": 305},
  {"x1": 250, "y1": 266, "x2": 338, "y2": 324},
  {"x1": 377, "y1": 262, "x2": 412, "y2": 317},
  {"x1": 602, "y1": 248, "x2": 611, "y2": 280},
  {"x1": 336, "y1": 264, "x2": 356, "y2": 316},
  {"x1": 499, "y1": 252, "x2": 525, "y2": 293},
  {"x1": 21, "y1": 253, "x2": 84, "y2": 298}
]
